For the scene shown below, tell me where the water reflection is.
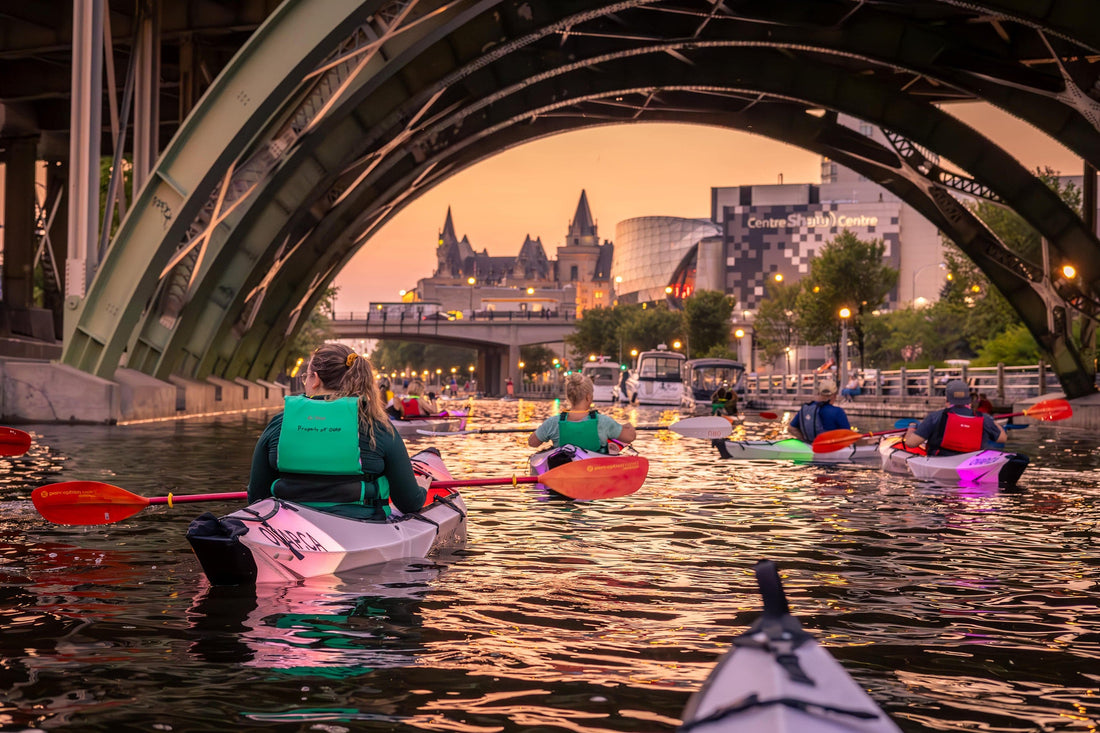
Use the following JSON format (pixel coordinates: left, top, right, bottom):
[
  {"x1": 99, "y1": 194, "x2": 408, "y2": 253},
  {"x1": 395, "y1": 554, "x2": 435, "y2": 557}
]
[{"x1": 1, "y1": 400, "x2": 1099, "y2": 730}]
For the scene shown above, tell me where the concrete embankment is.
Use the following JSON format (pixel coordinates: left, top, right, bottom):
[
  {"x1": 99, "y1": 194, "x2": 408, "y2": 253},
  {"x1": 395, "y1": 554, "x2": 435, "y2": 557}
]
[
  {"x1": 744, "y1": 391, "x2": 1100, "y2": 431},
  {"x1": 0, "y1": 359, "x2": 286, "y2": 424}
]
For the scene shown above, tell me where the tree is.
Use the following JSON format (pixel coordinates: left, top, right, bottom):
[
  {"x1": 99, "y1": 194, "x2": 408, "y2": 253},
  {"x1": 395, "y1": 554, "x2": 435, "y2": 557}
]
[
  {"x1": 973, "y1": 324, "x2": 1042, "y2": 366},
  {"x1": 794, "y1": 230, "x2": 898, "y2": 369},
  {"x1": 520, "y1": 344, "x2": 556, "y2": 376},
  {"x1": 754, "y1": 279, "x2": 801, "y2": 370},
  {"x1": 616, "y1": 303, "x2": 684, "y2": 354},
  {"x1": 284, "y1": 286, "x2": 337, "y2": 372},
  {"x1": 683, "y1": 289, "x2": 736, "y2": 357},
  {"x1": 370, "y1": 341, "x2": 477, "y2": 377},
  {"x1": 565, "y1": 305, "x2": 622, "y2": 359}
]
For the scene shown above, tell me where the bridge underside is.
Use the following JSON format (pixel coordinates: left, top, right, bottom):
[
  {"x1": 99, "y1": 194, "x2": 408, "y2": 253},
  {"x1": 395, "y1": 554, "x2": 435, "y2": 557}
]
[{"x1": 44, "y1": 0, "x2": 1100, "y2": 397}]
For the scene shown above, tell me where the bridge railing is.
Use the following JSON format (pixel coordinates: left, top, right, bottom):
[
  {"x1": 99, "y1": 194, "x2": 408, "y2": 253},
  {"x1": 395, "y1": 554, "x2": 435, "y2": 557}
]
[
  {"x1": 331, "y1": 309, "x2": 576, "y2": 324},
  {"x1": 744, "y1": 362, "x2": 1067, "y2": 404}
]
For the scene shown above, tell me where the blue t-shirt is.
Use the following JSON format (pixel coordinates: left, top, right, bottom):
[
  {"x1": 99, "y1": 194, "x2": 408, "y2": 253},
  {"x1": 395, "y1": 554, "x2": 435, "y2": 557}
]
[
  {"x1": 533, "y1": 412, "x2": 623, "y2": 448},
  {"x1": 794, "y1": 401, "x2": 851, "y2": 442}
]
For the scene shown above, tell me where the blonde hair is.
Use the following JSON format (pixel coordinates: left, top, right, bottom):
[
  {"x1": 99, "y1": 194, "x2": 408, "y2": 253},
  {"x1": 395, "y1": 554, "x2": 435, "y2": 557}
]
[
  {"x1": 564, "y1": 372, "x2": 594, "y2": 410},
  {"x1": 406, "y1": 379, "x2": 425, "y2": 396},
  {"x1": 308, "y1": 343, "x2": 393, "y2": 447}
]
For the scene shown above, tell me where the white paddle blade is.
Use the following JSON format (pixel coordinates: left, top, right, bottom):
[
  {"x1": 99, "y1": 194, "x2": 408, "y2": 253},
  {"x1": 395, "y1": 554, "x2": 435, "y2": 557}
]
[{"x1": 669, "y1": 416, "x2": 733, "y2": 439}]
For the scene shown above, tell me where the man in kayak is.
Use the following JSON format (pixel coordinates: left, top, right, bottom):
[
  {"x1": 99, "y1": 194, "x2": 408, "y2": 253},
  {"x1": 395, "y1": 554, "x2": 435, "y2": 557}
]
[
  {"x1": 904, "y1": 379, "x2": 1006, "y2": 455},
  {"x1": 527, "y1": 372, "x2": 636, "y2": 452},
  {"x1": 789, "y1": 379, "x2": 851, "y2": 443},
  {"x1": 248, "y1": 342, "x2": 427, "y2": 519}
]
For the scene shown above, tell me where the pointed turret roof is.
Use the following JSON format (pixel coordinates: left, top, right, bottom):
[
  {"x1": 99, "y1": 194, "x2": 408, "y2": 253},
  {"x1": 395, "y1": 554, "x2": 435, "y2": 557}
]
[
  {"x1": 567, "y1": 189, "x2": 598, "y2": 243},
  {"x1": 440, "y1": 206, "x2": 459, "y2": 246}
]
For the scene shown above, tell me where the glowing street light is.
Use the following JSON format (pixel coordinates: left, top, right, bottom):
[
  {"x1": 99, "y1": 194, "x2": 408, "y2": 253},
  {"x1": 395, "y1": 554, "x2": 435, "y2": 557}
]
[
  {"x1": 839, "y1": 307, "x2": 852, "y2": 389},
  {"x1": 672, "y1": 340, "x2": 682, "y2": 350},
  {"x1": 1062, "y1": 264, "x2": 1077, "y2": 279},
  {"x1": 526, "y1": 287, "x2": 535, "y2": 295},
  {"x1": 588, "y1": 354, "x2": 597, "y2": 361},
  {"x1": 774, "y1": 273, "x2": 783, "y2": 283},
  {"x1": 665, "y1": 286, "x2": 674, "y2": 295}
]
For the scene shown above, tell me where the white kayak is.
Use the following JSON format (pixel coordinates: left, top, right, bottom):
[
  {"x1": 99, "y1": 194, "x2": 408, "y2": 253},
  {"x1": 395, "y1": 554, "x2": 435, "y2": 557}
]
[
  {"x1": 390, "y1": 411, "x2": 467, "y2": 438},
  {"x1": 680, "y1": 560, "x2": 901, "y2": 733},
  {"x1": 186, "y1": 448, "x2": 467, "y2": 584},
  {"x1": 878, "y1": 436, "x2": 1029, "y2": 486},
  {"x1": 529, "y1": 443, "x2": 622, "y2": 476},
  {"x1": 715, "y1": 438, "x2": 880, "y2": 463}
]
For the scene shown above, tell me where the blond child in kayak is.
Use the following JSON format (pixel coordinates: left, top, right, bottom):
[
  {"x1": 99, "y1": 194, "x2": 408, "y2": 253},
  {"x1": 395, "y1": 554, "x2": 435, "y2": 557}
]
[
  {"x1": 247, "y1": 343, "x2": 425, "y2": 518},
  {"x1": 527, "y1": 372, "x2": 636, "y2": 452}
]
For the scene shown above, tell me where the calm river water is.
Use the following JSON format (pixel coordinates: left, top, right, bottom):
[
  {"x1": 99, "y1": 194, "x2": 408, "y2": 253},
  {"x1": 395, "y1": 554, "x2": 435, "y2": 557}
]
[{"x1": 3, "y1": 399, "x2": 1100, "y2": 732}]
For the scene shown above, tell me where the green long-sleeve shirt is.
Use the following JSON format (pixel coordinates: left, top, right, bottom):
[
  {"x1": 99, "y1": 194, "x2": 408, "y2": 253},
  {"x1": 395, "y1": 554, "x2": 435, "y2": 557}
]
[{"x1": 247, "y1": 413, "x2": 427, "y2": 513}]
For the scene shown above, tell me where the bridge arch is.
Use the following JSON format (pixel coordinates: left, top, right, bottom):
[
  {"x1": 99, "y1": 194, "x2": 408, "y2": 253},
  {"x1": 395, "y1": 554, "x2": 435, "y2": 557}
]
[{"x1": 61, "y1": 0, "x2": 1100, "y2": 397}]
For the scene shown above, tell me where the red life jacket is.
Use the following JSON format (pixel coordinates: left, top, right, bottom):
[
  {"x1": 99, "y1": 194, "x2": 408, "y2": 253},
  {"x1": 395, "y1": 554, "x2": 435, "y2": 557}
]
[
  {"x1": 938, "y1": 411, "x2": 983, "y2": 453},
  {"x1": 401, "y1": 397, "x2": 422, "y2": 417}
]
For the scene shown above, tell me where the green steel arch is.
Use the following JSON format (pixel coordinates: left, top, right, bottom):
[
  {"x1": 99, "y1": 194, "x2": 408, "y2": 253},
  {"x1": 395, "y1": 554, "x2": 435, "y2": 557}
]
[{"x1": 62, "y1": 0, "x2": 1100, "y2": 398}]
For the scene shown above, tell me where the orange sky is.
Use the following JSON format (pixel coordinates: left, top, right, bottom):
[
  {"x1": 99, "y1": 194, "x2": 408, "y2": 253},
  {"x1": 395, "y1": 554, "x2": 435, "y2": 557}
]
[{"x1": 334, "y1": 102, "x2": 1083, "y2": 312}]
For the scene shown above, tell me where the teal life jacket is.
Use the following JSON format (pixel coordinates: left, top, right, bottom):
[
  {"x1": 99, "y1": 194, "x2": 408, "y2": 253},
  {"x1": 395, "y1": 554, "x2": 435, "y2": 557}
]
[
  {"x1": 557, "y1": 410, "x2": 605, "y2": 452},
  {"x1": 274, "y1": 395, "x2": 391, "y2": 515}
]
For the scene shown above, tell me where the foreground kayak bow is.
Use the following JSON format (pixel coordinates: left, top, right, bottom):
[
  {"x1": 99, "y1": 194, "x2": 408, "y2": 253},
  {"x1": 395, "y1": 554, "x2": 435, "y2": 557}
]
[{"x1": 679, "y1": 560, "x2": 900, "y2": 732}]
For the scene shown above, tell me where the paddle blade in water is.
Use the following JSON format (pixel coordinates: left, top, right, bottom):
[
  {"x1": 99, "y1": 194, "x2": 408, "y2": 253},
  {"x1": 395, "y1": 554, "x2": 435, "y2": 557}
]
[
  {"x1": 0, "y1": 427, "x2": 31, "y2": 457},
  {"x1": 669, "y1": 416, "x2": 733, "y2": 440},
  {"x1": 540, "y1": 455, "x2": 650, "y2": 500},
  {"x1": 32, "y1": 481, "x2": 150, "y2": 525},
  {"x1": 1024, "y1": 399, "x2": 1072, "y2": 422}
]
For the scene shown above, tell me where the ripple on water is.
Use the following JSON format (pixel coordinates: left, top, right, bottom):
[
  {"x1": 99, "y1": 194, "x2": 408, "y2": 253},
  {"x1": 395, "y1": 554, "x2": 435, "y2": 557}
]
[{"x1": 2, "y1": 402, "x2": 1100, "y2": 731}]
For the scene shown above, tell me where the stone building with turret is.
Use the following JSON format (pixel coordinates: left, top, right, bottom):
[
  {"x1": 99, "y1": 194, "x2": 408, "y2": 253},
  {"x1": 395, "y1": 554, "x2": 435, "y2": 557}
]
[{"x1": 413, "y1": 190, "x2": 615, "y2": 315}]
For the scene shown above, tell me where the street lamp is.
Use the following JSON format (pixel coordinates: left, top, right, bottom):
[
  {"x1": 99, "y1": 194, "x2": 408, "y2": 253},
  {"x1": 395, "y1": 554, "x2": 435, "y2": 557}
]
[
  {"x1": 838, "y1": 307, "x2": 852, "y2": 389},
  {"x1": 911, "y1": 262, "x2": 946, "y2": 304},
  {"x1": 467, "y1": 276, "x2": 476, "y2": 315}
]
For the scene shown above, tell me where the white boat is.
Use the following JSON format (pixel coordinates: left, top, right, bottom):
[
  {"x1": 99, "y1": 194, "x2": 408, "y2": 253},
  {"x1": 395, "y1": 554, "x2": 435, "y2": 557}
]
[
  {"x1": 687, "y1": 358, "x2": 745, "y2": 414},
  {"x1": 715, "y1": 438, "x2": 880, "y2": 463},
  {"x1": 581, "y1": 358, "x2": 624, "y2": 402},
  {"x1": 679, "y1": 560, "x2": 901, "y2": 732},
  {"x1": 186, "y1": 448, "x2": 468, "y2": 584},
  {"x1": 878, "y1": 436, "x2": 1029, "y2": 486},
  {"x1": 625, "y1": 345, "x2": 691, "y2": 407}
]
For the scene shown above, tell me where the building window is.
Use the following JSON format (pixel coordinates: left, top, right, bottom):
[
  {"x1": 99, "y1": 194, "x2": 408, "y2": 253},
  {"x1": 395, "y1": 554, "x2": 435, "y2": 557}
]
[
  {"x1": 595, "y1": 291, "x2": 603, "y2": 299},
  {"x1": 570, "y1": 265, "x2": 578, "y2": 281}
]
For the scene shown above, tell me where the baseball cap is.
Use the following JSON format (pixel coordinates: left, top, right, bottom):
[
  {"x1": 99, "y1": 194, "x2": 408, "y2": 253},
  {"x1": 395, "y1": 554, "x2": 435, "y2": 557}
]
[
  {"x1": 945, "y1": 379, "x2": 970, "y2": 405},
  {"x1": 817, "y1": 379, "x2": 837, "y2": 397}
]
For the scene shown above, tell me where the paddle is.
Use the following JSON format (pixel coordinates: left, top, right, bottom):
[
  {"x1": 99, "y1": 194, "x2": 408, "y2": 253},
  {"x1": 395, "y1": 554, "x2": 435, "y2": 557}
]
[
  {"x1": 812, "y1": 398, "x2": 1073, "y2": 453},
  {"x1": 418, "y1": 414, "x2": 760, "y2": 439},
  {"x1": 0, "y1": 427, "x2": 32, "y2": 457},
  {"x1": 32, "y1": 456, "x2": 650, "y2": 525}
]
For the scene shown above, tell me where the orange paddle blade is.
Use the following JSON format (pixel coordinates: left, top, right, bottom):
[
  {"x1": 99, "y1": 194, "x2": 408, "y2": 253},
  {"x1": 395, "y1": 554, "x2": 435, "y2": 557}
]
[
  {"x1": 540, "y1": 455, "x2": 650, "y2": 500},
  {"x1": 1023, "y1": 398, "x2": 1072, "y2": 422},
  {"x1": 811, "y1": 429, "x2": 874, "y2": 453},
  {"x1": 0, "y1": 427, "x2": 31, "y2": 457},
  {"x1": 32, "y1": 481, "x2": 150, "y2": 525}
]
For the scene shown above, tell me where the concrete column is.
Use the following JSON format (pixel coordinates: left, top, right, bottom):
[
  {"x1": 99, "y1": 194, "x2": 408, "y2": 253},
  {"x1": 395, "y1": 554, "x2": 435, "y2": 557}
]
[
  {"x1": 44, "y1": 161, "x2": 68, "y2": 337},
  {"x1": 66, "y1": 0, "x2": 103, "y2": 333},
  {"x1": 507, "y1": 342, "x2": 521, "y2": 393},
  {"x1": 2, "y1": 136, "x2": 38, "y2": 309},
  {"x1": 132, "y1": 2, "x2": 161, "y2": 193}
]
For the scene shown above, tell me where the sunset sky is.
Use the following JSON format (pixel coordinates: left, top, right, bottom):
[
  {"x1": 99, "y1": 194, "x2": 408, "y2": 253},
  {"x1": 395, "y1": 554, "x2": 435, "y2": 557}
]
[{"x1": 333, "y1": 102, "x2": 1083, "y2": 312}]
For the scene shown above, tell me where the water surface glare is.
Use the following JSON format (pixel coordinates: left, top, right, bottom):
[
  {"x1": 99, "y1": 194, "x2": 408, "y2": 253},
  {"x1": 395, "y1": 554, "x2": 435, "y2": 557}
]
[{"x1": 3, "y1": 400, "x2": 1100, "y2": 731}]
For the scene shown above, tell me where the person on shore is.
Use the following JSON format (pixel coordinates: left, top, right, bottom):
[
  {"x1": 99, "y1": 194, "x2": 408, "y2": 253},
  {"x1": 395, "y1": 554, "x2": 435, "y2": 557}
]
[
  {"x1": 904, "y1": 379, "x2": 1006, "y2": 455},
  {"x1": 528, "y1": 372, "x2": 636, "y2": 452},
  {"x1": 247, "y1": 343, "x2": 425, "y2": 518},
  {"x1": 396, "y1": 379, "x2": 436, "y2": 418},
  {"x1": 840, "y1": 374, "x2": 862, "y2": 402},
  {"x1": 788, "y1": 379, "x2": 851, "y2": 443},
  {"x1": 506, "y1": 377, "x2": 515, "y2": 397}
]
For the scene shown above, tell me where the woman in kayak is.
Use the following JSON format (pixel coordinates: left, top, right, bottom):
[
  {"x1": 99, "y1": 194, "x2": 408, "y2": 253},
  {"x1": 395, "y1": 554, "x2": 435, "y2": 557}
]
[
  {"x1": 247, "y1": 342, "x2": 426, "y2": 518},
  {"x1": 788, "y1": 379, "x2": 852, "y2": 443},
  {"x1": 904, "y1": 379, "x2": 1006, "y2": 455},
  {"x1": 396, "y1": 379, "x2": 437, "y2": 418},
  {"x1": 527, "y1": 372, "x2": 636, "y2": 452}
]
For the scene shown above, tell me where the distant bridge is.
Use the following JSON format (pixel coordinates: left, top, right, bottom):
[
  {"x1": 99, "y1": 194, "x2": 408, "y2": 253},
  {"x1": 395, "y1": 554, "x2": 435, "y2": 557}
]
[{"x1": 330, "y1": 310, "x2": 576, "y2": 395}]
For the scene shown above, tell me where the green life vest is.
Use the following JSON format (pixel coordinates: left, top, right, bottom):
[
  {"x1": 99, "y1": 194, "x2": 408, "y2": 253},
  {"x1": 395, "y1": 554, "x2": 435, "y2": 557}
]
[
  {"x1": 274, "y1": 395, "x2": 390, "y2": 514},
  {"x1": 557, "y1": 410, "x2": 604, "y2": 452}
]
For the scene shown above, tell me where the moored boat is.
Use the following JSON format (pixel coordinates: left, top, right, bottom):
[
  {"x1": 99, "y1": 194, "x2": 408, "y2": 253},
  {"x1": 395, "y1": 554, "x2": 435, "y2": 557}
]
[
  {"x1": 679, "y1": 560, "x2": 901, "y2": 732},
  {"x1": 715, "y1": 437, "x2": 880, "y2": 463},
  {"x1": 581, "y1": 358, "x2": 624, "y2": 403},
  {"x1": 186, "y1": 448, "x2": 467, "y2": 585},
  {"x1": 878, "y1": 435, "x2": 1029, "y2": 486},
  {"x1": 625, "y1": 345, "x2": 692, "y2": 407},
  {"x1": 389, "y1": 410, "x2": 467, "y2": 438}
]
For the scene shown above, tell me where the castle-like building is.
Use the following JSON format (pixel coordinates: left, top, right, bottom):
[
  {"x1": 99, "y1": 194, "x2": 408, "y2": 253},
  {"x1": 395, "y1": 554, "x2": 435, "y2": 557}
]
[{"x1": 415, "y1": 190, "x2": 615, "y2": 314}]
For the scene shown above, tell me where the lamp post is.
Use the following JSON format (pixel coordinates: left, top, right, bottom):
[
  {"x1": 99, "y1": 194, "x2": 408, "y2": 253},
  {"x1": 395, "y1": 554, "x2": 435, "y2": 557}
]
[
  {"x1": 911, "y1": 262, "x2": 945, "y2": 304},
  {"x1": 838, "y1": 307, "x2": 851, "y2": 389}
]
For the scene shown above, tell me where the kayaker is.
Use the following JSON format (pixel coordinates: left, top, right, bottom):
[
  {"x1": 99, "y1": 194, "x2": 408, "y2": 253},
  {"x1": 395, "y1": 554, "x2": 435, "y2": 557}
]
[
  {"x1": 396, "y1": 379, "x2": 437, "y2": 418},
  {"x1": 247, "y1": 343, "x2": 426, "y2": 519},
  {"x1": 527, "y1": 372, "x2": 636, "y2": 452},
  {"x1": 788, "y1": 379, "x2": 851, "y2": 443},
  {"x1": 904, "y1": 379, "x2": 1006, "y2": 455}
]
